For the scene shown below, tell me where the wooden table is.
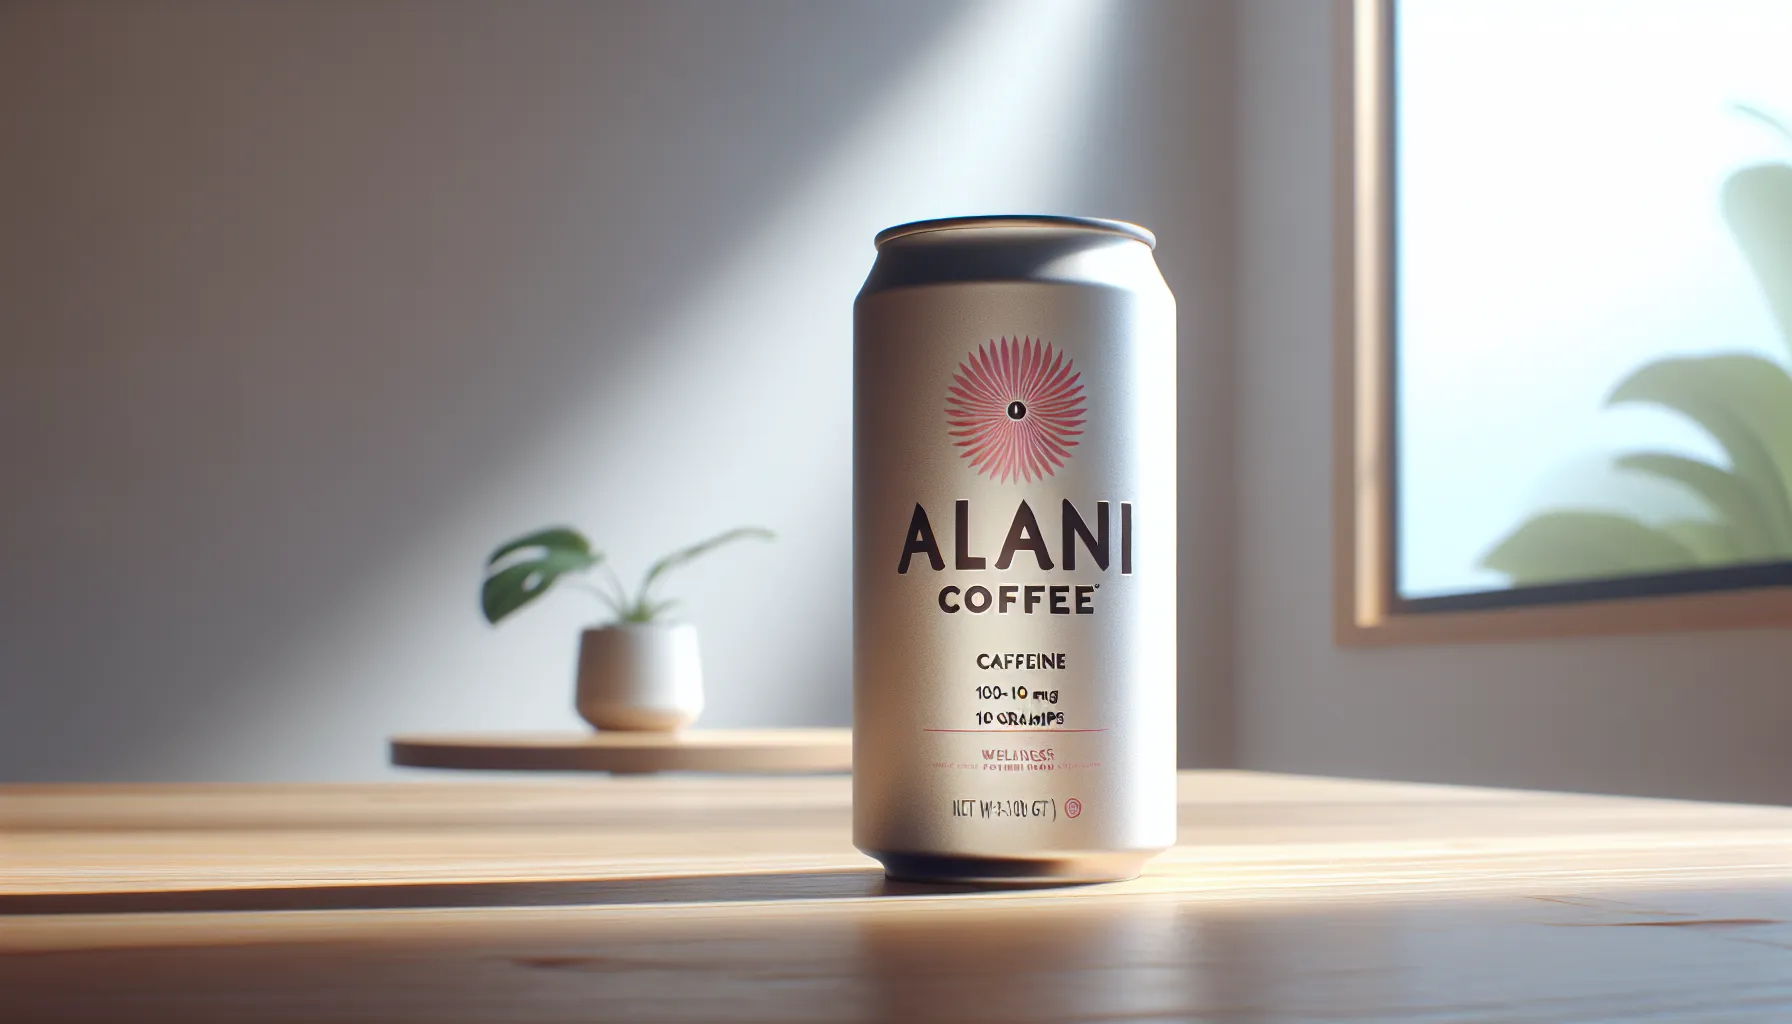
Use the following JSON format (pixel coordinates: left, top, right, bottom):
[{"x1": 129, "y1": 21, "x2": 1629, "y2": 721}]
[{"x1": 5, "y1": 772, "x2": 1792, "y2": 1022}]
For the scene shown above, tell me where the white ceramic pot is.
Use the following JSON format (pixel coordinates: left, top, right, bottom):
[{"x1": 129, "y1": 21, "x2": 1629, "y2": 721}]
[{"x1": 574, "y1": 623, "x2": 704, "y2": 731}]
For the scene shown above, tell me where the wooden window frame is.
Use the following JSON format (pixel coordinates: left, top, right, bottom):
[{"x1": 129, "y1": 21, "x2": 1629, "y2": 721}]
[{"x1": 1332, "y1": 0, "x2": 1792, "y2": 646}]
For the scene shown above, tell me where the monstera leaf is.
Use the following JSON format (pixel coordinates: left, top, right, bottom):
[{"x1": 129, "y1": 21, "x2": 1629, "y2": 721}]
[{"x1": 481, "y1": 527, "x2": 601, "y2": 625}]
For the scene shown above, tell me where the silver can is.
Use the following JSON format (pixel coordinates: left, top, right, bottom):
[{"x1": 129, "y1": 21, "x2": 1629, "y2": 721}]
[{"x1": 853, "y1": 215, "x2": 1177, "y2": 884}]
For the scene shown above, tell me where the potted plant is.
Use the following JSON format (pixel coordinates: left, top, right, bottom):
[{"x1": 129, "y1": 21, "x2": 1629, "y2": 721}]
[{"x1": 481, "y1": 525, "x2": 773, "y2": 731}]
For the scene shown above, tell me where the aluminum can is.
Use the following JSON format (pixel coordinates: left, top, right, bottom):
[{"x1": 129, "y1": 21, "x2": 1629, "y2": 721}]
[{"x1": 853, "y1": 215, "x2": 1176, "y2": 883}]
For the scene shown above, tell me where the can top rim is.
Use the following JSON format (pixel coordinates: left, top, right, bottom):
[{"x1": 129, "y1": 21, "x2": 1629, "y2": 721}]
[{"x1": 873, "y1": 215, "x2": 1155, "y2": 251}]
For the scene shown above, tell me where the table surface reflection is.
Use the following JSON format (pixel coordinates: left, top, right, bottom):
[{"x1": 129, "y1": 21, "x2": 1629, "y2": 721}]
[{"x1": 5, "y1": 771, "x2": 1792, "y2": 1022}]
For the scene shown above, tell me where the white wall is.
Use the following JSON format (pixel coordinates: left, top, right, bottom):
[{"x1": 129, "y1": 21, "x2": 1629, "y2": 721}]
[
  {"x1": 1235, "y1": 0, "x2": 1792, "y2": 806},
  {"x1": 9, "y1": 0, "x2": 1789, "y2": 801},
  {"x1": 0, "y1": 0, "x2": 1236, "y2": 780}
]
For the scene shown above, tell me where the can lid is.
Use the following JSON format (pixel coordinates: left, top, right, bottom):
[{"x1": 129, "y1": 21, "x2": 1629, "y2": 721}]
[{"x1": 873, "y1": 215, "x2": 1155, "y2": 251}]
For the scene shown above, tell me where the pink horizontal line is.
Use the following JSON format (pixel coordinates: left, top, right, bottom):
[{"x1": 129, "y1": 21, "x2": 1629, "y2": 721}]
[{"x1": 923, "y1": 728, "x2": 1109, "y2": 733}]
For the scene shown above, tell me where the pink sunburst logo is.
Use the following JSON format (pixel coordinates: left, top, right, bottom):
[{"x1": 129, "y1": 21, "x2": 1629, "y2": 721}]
[{"x1": 945, "y1": 336, "x2": 1087, "y2": 483}]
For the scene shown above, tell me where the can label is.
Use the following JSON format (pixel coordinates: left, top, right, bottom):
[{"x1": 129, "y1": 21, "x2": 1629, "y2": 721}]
[{"x1": 854, "y1": 261, "x2": 1176, "y2": 869}]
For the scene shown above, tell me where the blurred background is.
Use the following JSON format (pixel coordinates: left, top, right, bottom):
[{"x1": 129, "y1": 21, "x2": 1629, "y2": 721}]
[
  {"x1": 5, "y1": 0, "x2": 1792, "y2": 804},
  {"x1": 1397, "y1": 0, "x2": 1792, "y2": 602},
  {"x1": 0, "y1": 0, "x2": 1236, "y2": 781}
]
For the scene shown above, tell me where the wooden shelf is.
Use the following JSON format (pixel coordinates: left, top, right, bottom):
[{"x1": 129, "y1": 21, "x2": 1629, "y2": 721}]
[{"x1": 389, "y1": 728, "x2": 851, "y2": 774}]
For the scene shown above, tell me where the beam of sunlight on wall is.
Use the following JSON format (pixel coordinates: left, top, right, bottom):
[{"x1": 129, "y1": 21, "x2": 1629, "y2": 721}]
[{"x1": 212, "y1": 0, "x2": 1131, "y2": 777}]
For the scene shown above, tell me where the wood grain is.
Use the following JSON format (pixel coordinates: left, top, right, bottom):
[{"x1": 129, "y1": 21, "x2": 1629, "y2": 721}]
[
  {"x1": 5, "y1": 771, "x2": 1792, "y2": 1021},
  {"x1": 388, "y1": 728, "x2": 852, "y2": 774}
]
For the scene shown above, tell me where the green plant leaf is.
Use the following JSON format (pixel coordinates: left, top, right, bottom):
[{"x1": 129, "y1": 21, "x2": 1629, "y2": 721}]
[
  {"x1": 620, "y1": 598, "x2": 679, "y2": 625},
  {"x1": 1613, "y1": 451, "x2": 1782, "y2": 559},
  {"x1": 1606, "y1": 354, "x2": 1792, "y2": 547},
  {"x1": 637, "y1": 527, "x2": 775, "y2": 607},
  {"x1": 481, "y1": 526, "x2": 600, "y2": 625},
  {"x1": 1658, "y1": 519, "x2": 1740, "y2": 564},
  {"x1": 1480, "y1": 511, "x2": 1698, "y2": 586},
  {"x1": 1722, "y1": 163, "x2": 1792, "y2": 360},
  {"x1": 487, "y1": 526, "x2": 592, "y2": 567},
  {"x1": 1735, "y1": 104, "x2": 1792, "y2": 147},
  {"x1": 625, "y1": 527, "x2": 775, "y2": 623}
]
